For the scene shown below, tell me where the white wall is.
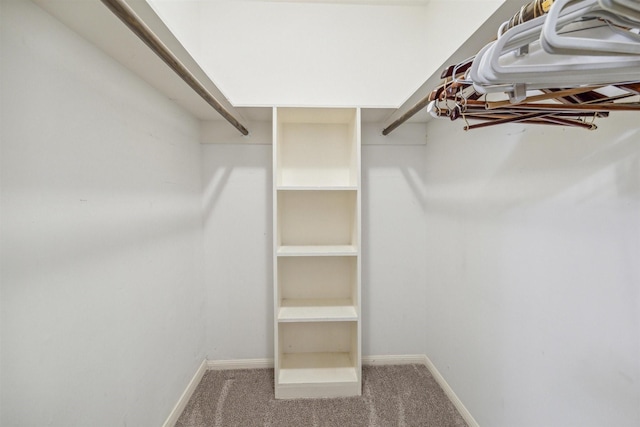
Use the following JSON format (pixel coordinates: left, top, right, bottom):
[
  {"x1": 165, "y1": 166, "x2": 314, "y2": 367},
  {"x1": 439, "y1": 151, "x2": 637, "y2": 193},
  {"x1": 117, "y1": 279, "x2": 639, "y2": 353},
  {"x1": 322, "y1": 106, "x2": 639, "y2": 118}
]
[
  {"x1": 422, "y1": 115, "x2": 640, "y2": 427},
  {"x1": 201, "y1": 123, "x2": 429, "y2": 359},
  {"x1": 202, "y1": 141, "x2": 273, "y2": 359},
  {"x1": 361, "y1": 142, "x2": 428, "y2": 355},
  {"x1": 0, "y1": 1, "x2": 205, "y2": 425},
  {"x1": 148, "y1": 0, "x2": 503, "y2": 108}
]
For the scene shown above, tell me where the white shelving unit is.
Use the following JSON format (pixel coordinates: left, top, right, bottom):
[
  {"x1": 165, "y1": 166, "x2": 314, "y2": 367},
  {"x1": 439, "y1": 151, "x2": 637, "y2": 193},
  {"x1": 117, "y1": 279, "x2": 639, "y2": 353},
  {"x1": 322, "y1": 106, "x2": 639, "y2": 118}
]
[{"x1": 273, "y1": 107, "x2": 361, "y2": 399}]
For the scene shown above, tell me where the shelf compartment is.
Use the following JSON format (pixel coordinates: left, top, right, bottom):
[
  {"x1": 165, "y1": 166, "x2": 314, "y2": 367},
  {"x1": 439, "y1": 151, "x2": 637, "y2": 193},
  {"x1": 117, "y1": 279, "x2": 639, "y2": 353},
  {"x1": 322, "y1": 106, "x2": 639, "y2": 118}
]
[
  {"x1": 275, "y1": 108, "x2": 358, "y2": 188},
  {"x1": 277, "y1": 256, "x2": 357, "y2": 318},
  {"x1": 278, "y1": 321, "x2": 359, "y2": 390},
  {"x1": 276, "y1": 352, "x2": 361, "y2": 399},
  {"x1": 278, "y1": 299, "x2": 357, "y2": 322},
  {"x1": 279, "y1": 352, "x2": 358, "y2": 384},
  {"x1": 277, "y1": 190, "x2": 357, "y2": 247}
]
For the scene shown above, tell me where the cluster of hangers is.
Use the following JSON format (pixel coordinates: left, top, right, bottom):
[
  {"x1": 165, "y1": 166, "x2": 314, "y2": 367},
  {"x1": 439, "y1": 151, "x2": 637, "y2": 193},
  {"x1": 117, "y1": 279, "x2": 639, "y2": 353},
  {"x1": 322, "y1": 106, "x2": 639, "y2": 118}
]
[{"x1": 428, "y1": 0, "x2": 640, "y2": 131}]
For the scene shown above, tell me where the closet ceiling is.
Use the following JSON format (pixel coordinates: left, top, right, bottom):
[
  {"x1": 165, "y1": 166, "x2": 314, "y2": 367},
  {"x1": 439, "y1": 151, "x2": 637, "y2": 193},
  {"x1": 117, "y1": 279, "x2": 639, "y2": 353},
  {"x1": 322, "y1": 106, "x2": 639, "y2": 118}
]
[
  {"x1": 246, "y1": 0, "x2": 432, "y2": 4},
  {"x1": 33, "y1": 0, "x2": 528, "y2": 124}
]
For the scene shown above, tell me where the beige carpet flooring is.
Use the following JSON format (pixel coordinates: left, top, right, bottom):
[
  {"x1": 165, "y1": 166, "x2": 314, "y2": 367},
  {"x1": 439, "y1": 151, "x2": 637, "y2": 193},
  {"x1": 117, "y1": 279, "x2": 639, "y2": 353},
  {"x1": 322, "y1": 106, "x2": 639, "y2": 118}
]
[{"x1": 176, "y1": 364, "x2": 468, "y2": 427}]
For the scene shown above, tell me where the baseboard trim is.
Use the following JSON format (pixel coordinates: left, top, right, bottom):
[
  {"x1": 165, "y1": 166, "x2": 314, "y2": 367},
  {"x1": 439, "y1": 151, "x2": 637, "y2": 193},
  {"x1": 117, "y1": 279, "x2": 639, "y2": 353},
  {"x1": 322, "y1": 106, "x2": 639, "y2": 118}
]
[
  {"x1": 205, "y1": 354, "x2": 429, "y2": 370},
  {"x1": 362, "y1": 354, "x2": 428, "y2": 366},
  {"x1": 162, "y1": 359, "x2": 207, "y2": 427},
  {"x1": 206, "y1": 358, "x2": 274, "y2": 370},
  {"x1": 165, "y1": 355, "x2": 478, "y2": 427},
  {"x1": 423, "y1": 356, "x2": 480, "y2": 427}
]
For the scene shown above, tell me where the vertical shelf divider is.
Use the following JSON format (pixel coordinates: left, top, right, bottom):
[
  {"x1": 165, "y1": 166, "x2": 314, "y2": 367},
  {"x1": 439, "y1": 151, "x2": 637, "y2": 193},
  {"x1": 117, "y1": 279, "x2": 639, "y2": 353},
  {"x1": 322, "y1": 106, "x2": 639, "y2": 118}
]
[{"x1": 273, "y1": 107, "x2": 361, "y2": 399}]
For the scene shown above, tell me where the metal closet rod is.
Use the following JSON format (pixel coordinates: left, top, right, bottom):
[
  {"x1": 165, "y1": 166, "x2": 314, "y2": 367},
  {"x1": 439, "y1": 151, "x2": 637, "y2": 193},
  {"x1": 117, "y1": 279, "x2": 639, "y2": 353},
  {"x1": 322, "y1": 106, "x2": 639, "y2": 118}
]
[
  {"x1": 100, "y1": 0, "x2": 249, "y2": 136},
  {"x1": 382, "y1": 0, "x2": 552, "y2": 136},
  {"x1": 382, "y1": 95, "x2": 431, "y2": 136}
]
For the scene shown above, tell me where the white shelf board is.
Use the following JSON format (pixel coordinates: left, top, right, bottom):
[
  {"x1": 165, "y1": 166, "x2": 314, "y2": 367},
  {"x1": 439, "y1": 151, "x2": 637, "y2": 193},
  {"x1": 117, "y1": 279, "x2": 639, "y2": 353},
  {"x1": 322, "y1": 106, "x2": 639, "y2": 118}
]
[
  {"x1": 278, "y1": 299, "x2": 357, "y2": 322},
  {"x1": 277, "y1": 245, "x2": 358, "y2": 257},
  {"x1": 276, "y1": 186, "x2": 358, "y2": 191},
  {"x1": 279, "y1": 352, "x2": 358, "y2": 385},
  {"x1": 277, "y1": 172, "x2": 355, "y2": 189}
]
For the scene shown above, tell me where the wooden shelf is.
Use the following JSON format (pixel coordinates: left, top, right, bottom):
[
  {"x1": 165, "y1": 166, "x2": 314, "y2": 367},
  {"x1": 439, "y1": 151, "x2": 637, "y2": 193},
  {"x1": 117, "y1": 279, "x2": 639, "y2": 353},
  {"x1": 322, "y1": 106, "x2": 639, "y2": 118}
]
[
  {"x1": 279, "y1": 352, "x2": 358, "y2": 385},
  {"x1": 277, "y1": 245, "x2": 358, "y2": 257},
  {"x1": 276, "y1": 185, "x2": 358, "y2": 191},
  {"x1": 274, "y1": 107, "x2": 361, "y2": 399},
  {"x1": 278, "y1": 299, "x2": 357, "y2": 322}
]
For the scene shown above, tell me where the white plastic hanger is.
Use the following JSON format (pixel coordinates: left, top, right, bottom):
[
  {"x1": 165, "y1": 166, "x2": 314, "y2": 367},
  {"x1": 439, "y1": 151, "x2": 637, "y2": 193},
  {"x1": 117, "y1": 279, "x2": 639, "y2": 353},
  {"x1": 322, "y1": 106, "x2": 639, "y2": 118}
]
[
  {"x1": 470, "y1": 1, "x2": 640, "y2": 94},
  {"x1": 612, "y1": 0, "x2": 640, "y2": 13},
  {"x1": 599, "y1": 0, "x2": 640, "y2": 22},
  {"x1": 541, "y1": 0, "x2": 640, "y2": 55}
]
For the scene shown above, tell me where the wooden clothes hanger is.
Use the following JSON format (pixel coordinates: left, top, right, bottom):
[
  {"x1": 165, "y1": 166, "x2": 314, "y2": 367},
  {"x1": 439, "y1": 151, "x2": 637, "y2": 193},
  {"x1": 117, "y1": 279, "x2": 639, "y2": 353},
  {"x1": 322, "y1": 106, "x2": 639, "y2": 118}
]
[{"x1": 389, "y1": 0, "x2": 640, "y2": 133}]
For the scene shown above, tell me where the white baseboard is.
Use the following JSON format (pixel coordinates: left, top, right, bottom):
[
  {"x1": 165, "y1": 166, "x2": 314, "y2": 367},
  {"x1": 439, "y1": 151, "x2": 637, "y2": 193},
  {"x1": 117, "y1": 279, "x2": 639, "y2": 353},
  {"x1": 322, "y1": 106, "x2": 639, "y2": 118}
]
[
  {"x1": 206, "y1": 358, "x2": 274, "y2": 370},
  {"x1": 204, "y1": 354, "x2": 428, "y2": 370},
  {"x1": 423, "y1": 356, "x2": 480, "y2": 427},
  {"x1": 364, "y1": 354, "x2": 479, "y2": 426},
  {"x1": 362, "y1": 354, "x2": 428, "y2": 366},
  {"x1": 164, "y1": 355, "x2": 478, "y2": 427},
  {"x1": 162, "y1": 359, "x2": 208, "y2": 427}
]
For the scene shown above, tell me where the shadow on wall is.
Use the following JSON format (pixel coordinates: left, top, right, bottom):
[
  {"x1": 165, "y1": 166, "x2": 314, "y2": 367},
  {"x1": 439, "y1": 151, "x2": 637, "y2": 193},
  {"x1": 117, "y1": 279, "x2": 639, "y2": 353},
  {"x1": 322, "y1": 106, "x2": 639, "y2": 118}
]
[
  {"x1": 361, "y1": 143, "x2": 429, "y2": 212},
  {"x1": 360, "y1": 142, "x2": 429, "y2": 356},
  {"x1": 4, "y1": 192, "x2": 202, "y2": 286},
  {"x1": 420, "y1": 112, "x2": 640, "y2": 427},
  {"x1": 1, "y1": 1, "x2": 205, "y2": 423},
  {"x1": 422, "y1": 112, "x2": 640, "y2": 219},
  {"x1": 201, "y1": 129, "x2": 433, "y2": 358},
  {"x1": 200, "y1": 142, "x2": 274, "y2": 359},
  {"x1": 201, "y1": 131, "x2": 273, "y2": 224},
  {"x1": 2, "y1": 0, "x2": 204, "y2": 286}
]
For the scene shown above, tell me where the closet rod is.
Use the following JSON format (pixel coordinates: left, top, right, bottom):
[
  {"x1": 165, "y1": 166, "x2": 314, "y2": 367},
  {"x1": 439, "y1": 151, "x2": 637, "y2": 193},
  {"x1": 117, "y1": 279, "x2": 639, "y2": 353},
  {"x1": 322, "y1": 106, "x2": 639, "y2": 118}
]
[
  {"x1": 382, "y1": 93, "x2": 431, "y2": 135},
  {"x1": 381, "y1": 1, "x2": 543, "y2": 136},
  {"x1": 100, "y1": 0, "x2": 249, "y2": 136},
  {"x1": 382, "y1": 60, "x2": 467, "y2": 135}
]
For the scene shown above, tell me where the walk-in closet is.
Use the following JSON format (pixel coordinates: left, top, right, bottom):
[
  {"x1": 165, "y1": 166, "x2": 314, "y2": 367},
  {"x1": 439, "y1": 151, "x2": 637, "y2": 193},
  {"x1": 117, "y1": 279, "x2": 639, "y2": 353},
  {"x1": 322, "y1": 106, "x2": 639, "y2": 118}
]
[{"x1": 1, "y1": 1, "x2": 638, "y2": 426}]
